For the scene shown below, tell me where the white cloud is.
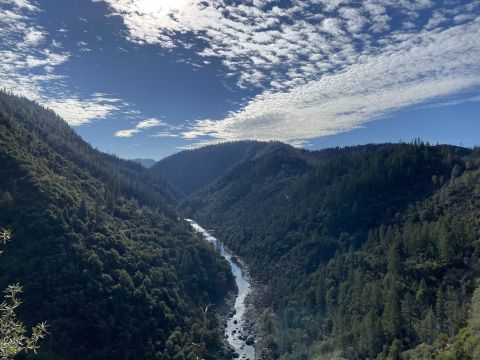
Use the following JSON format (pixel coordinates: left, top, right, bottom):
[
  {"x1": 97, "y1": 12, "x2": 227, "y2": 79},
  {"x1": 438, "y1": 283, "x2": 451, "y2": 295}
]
[
  {"x1": 115, "y1": 118, "x2": 167, "y2": 137},
  {"x1": 98, "y1": 0, "x2": 480, "y2": 145},
  {"x1": 136, "y1": 118, "x2": 166, "y2": 129},
  {"x1": 182, "y1": 18, "x2": 480, "y2": 144},
  {"x1": 23, "y1": 28, "x2": 44, "y2": 44},
  {"x1": 425, "y1": 11, "x2": 447, "y2": 29},
  {"x1": 4, "y1": 0, "x2": 478, "y2": 145},
  {"x1": 115, "y1": 129, "x2": 140, "y2": 138},
  {"x1": 419, "y1": 93, "x2": 480, "y2": 109},
  {"x1": 152, "y1": 131, "x2": 180, "y2": 138},
  {"x1": 97, "y1": 0, "x2": 480, "y2": 90},
  {"x1": 0, "y1": 0, "x2": 124, "y2": 125},
  {"x1": 0, "y1": 0, "x2": 38, "y2": 11},
  {"x1": 46, "y1": 96, "x2": 124, "y2": 126},
  {"x1": 25, "y1": 50, "x2": 70, "y2": 68}
]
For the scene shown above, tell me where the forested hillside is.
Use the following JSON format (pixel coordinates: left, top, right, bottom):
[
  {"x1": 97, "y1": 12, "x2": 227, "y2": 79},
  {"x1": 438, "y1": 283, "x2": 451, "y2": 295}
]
[
  {"x1": 0, "y1": 91, "x2": 235, "y2": 360},
  {"x1": 182, "y1": 142, "x2": 480, "y2": 359},
  {"x1": 151, "y1": 141, "x2": 272, "y2": 196},
  {"x1": 3, "y1": 88, "x2": 480, "y2": 360}
]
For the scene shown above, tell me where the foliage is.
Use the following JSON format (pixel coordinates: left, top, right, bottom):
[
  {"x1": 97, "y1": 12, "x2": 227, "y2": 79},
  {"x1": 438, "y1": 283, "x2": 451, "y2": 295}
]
[
  {"x1": 0, "y1": 284, "x2": 48, "y2": 360},
  {"x1": 183, "y1": 140, "x2": 480, "y2": 359},
  {"x1": 404, "y1": 280, "x2": 480, "y2": 359},
  {"x1": 0, "y1": 91, "x2": 234, "y2": 360},
  {"x1": 0, "y1": 228, "x2": 48, "y2": 360},
  {"x1": 4, "y1": 86, "x2": 480, "y2": 359}
]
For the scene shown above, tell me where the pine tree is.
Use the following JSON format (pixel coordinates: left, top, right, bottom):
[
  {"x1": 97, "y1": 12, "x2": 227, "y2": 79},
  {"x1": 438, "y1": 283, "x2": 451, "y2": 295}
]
[
  {"x1": 387, "y1": 338, "x2": 403, "y2": 360},
  {"x1": 414, "y1": 308, "x2": 438, "y2": 344},
  {"x1": 416, "y1": 278, "x2": 429, "y2": 305},
  {"x1": 401, "y1": 293, "x2": 416, "y2": 336},
  {"x1": 383, "y1": 282, "x2": 402, "y2": 340},
  {"x1": 365, "y1": 310, "x2": 383, "y2": 358},
  {"x1": 435, "y1": 285, "x2": 446, "y2": 333},
  {"x1": 387, "y1": 241, "x2": 401, "y2": 277}
]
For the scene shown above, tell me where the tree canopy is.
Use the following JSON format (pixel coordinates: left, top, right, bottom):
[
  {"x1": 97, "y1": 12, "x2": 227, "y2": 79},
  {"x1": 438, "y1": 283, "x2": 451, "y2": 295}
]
[
  {"x1": 183, "y1": 140, "x2": 480, "y2": 359},
  {"x1": 0, "y1": 91, "x2": 235, "y2": 360}
]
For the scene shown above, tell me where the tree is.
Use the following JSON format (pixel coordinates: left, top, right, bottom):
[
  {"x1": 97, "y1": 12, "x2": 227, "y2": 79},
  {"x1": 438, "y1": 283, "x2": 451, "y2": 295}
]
[
  {"x1": 414, "y1": 308, "x2": 438, "y2": 344},
  {"x1": 451, "y1": 164, "x2": 461, "y2": 181},
  {"x1": 435, "y1": 285, "x2": 445, "y2": 332},
  {"x1": 387, "y1": 338, "x2": 403, "y2": 360},
  {"x1": 401, "y1": 293, "x2": 416, "y2": 336},
  {"x1": 365, "y1": 310, "x2": 383, "y2": 357},
  {"x1": 0, "y1": 229, "x2": 48, "y2": 360},
  {"x1": 383, "y1": 282, "x2": 402, "y2": 340}
]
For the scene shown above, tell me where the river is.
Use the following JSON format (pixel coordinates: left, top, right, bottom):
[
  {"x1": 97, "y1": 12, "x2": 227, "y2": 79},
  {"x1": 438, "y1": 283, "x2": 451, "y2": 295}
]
[{"x1": 187, "y1": 219, "x2": 255, "y2": 360}]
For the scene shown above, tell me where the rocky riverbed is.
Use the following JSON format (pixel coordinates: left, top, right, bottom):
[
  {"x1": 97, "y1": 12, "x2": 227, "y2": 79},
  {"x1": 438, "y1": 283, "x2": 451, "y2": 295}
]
[{"x1": 187, "y1": 219, "x2": 258, "y2": 359}]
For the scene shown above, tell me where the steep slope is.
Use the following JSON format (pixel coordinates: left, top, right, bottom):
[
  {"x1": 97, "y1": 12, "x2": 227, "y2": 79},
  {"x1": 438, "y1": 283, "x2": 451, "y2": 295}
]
[
  {"x1": 151, "y1": 141, "x2": 274, "y2": 196},
  {"x1": 0, "y1": 91, "x2": 235, "y2": 360},
  {"x1": 182, "y1": 142, "x2": 480, "y2": 359}
]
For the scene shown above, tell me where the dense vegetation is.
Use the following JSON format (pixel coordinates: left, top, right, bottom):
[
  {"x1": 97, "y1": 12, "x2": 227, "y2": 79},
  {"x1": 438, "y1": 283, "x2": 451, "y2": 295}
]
[
  {"x1": 0, "y1": 91, "x2": 235, "y2": 360},
  {"x1": 151, "y1": 141, "x2": 271, "y2": 196},
  {"x1": 3, "y1": 88, "x2": 480, "y2": 359},
  {"x1": 182, "y1": 141, "x2": 480, "y2": 359}
]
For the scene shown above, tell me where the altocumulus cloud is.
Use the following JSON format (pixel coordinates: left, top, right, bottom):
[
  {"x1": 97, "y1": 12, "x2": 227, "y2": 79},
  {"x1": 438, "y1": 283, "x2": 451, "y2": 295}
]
[
  {"x1": 183, "y1": 18, "x2": 480, "y2": 144},
  {"x1": 0, "y1": 0, "x2": 124, "y2": 125},
  {"x1": 115, "y1": 118, "x2": 168, "y2": 137},
  {"x1": 99, "y1": 0, "x2": 480, "y2": 145}
]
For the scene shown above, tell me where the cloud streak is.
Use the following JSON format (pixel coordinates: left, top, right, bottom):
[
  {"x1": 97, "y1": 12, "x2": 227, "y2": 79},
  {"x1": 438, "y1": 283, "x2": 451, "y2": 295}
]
[{"x1": 115, "y1": 118, "x2": 167, "y2": 137}]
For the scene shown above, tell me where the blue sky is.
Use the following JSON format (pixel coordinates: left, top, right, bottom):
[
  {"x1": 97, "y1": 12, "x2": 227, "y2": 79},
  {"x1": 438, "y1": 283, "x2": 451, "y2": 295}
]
[{"x1": 0, "y1": 0, "x2": 479, "y2": 159}]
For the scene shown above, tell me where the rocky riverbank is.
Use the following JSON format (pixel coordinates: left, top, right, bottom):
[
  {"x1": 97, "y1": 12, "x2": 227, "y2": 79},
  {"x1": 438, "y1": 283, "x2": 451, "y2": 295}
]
[{"x1": 187, "y1": 219, "x2": 258, "y2": 359}]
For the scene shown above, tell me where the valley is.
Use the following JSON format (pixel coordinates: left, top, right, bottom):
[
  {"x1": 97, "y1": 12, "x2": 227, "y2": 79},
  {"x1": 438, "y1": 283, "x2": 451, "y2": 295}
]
[
  {"x1": 1, "y1": 0, "x2": 479, "y2": 359},
  {"x1": 2, "y1": 90, "x2": 480, "y2": 359},
  {"x1": 188, "y1": 219, "x2": 256, "y2": 360}
]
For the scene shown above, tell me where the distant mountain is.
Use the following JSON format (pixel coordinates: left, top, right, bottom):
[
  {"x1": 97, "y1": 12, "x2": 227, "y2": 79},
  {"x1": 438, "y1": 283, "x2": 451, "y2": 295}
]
[
  {"x1": 0, "y1": 91, "x2": 234, "y2": 360},
  {"x1": 131, "y1": 158, "x2": 156, "y2": 168},
  {"x1": 151, "y1": 141, "x2": 277, "y2": 196},
  {"x1": 182, "y1": 141, "x2": 480, "y2": 359}
]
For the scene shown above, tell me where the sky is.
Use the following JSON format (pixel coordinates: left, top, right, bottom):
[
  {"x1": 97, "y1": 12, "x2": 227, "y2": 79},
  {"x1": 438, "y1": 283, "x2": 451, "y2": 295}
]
[{"x1": 0, "y1": 0, "x2": 479, "y2": 160}]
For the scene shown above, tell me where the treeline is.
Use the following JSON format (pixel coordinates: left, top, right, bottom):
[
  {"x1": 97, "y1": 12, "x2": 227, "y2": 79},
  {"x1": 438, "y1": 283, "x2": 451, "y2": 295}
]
[
  {"x1": 0, "y1": 91, "x2": 235, "y2": 360},
  {"x1": 182, "y1": 141, "x2": 480, "y2": 359}
]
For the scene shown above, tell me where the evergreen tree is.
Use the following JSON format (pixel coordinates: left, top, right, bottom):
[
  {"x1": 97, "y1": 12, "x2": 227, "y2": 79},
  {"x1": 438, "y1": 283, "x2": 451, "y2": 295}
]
[{"x1": 383, "y1": 282, "x2": 402, "y2": 340}]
